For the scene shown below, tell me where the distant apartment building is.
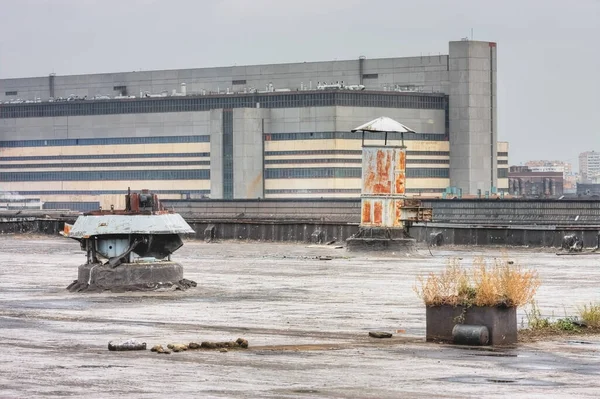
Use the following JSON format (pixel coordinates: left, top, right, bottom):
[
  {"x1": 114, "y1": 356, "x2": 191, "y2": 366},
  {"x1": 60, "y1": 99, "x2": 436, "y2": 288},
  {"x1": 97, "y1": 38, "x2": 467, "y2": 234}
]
[
  {"x1": 525, "y1": 160, "x2": 575, "y2": 193},
  {"x1": 579, "y1": 151, "x2": 600, "y2": 183},
  {"x1": 525, "y1": 160, "x2": 572, "y2": 174},
  {"x1": 508, "y1": 166, "x2": 563, "y2": 197}
]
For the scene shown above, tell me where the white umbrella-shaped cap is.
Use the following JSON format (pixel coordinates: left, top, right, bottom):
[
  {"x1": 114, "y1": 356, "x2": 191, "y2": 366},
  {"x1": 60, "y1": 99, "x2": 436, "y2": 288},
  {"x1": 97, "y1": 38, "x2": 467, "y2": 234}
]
[{"x1": 351, "y1": 116, "x2": 415, "y2": 133}]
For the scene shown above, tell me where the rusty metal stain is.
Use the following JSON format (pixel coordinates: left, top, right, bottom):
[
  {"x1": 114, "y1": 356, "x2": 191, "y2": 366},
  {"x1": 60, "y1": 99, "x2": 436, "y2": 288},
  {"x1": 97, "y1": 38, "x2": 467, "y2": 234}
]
[
  {"x1": 373, "y1": 202, "x2": 383, "y2": 224},
  {"x1": 395, "y1": 200, "x2": 403, "y2": 227},
  {"x1": 391, "y1": 200, "x2": 401, "y2": 227},
  {"x1": 247, "y1": 172, "x2": 263, "y2": 198},
  {"x1": 395, "y1": 150, "x2": 406, "y2": 195},
  {"x1": 362, "y1": 201, "x2": 371, "y2": 223},
  {"x1": 395, "y1": 172, "x2": 406, "y2": 195}
]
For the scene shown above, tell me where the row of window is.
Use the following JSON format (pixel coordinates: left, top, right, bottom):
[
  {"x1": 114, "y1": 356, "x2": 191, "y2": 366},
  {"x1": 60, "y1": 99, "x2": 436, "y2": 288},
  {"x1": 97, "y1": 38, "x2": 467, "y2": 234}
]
[
  {"x1": 0, "y1": 169, "x2": 210, "y2": 181},
  {"x1": 0, "y1": 135, "x2": 210, "y2": 148},
  {"x1": 406, "y1": 159, "x2": 448, "y2": 164},
  {"x1": 406, "y1": 188, "x2": 446, "y2": 193},
  {"x1": 43, "y1": 202, "x2": 100, "y2": 212},
  {"x1": 0, "y1": 197, "x2": 41, "y2": 203},
  {"x1": 263, "y1": 158, "x2": 450, "y2": 165},
  {"x1": 265, "y1": 188, "x2": 443, "y2": 195},
  {"x1": 498, "y1": 152, "x2": 508, "y2": 157},
  {"x1": 0, "y1": 152, "x2": 210, "y2": 161},
  {"x1": 498, "y1": 169, "x2": 508, "y2": 178},
  {"x1": 406, "y1": 168, "x2": 450, "y2": 178},
  {"x1": 264, "y1": 149, "x2": 504, "y2": 159},
  {"x1": 265, "y1": 189, "x2": 362, "y2": 194},
  {"x1": 498, "y1": 160, "x2": 508, "y2": 165},
  {"x1": 11, "y1": 189, "x2": 210, "y2": 195},
  {"x1": 265, "y1": 131, "x2": 448, "y2": 142},
  {"x1": 266, "y1": 168, "x2": 361, "y2": 178},
  {"x1": 265, "y1": 167, "x2": 450, "y2": 179},
  {"x1": 265, "y1": 158, "x2": 360, "y2": 165},
  {"x1": 0, "y1": 92, "x2": 447, "y2": 119},
  {"x1": 265, "y1": 150, "x2": 362, "y2": 156},
  {"x1": 0, "y1": 160, "x2": 210, "y2": 169}
]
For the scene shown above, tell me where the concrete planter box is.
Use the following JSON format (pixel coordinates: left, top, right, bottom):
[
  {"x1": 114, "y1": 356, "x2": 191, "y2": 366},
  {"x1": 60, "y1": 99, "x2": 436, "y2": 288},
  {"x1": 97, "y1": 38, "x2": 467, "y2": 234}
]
[{"x1": 426, "y1": 305, "x2": 517, "y2": 345}]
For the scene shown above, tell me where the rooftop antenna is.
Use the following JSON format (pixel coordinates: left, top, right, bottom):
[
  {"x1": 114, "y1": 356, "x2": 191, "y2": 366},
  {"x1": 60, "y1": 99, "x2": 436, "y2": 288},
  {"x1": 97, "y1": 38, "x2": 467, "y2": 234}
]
[{"x1": 471, "y1": 28, "x2": 474, "y2": 40}]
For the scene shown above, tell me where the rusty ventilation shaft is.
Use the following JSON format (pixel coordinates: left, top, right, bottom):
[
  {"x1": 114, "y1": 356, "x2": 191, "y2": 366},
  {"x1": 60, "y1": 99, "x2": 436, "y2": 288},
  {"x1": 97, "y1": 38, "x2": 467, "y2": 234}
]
[
  {"x1": 346, "y1": 117, "x2": 432, "y2": 251},
  {"x1": 62, "y1": 189, "x2": 196, "y2": 292}
]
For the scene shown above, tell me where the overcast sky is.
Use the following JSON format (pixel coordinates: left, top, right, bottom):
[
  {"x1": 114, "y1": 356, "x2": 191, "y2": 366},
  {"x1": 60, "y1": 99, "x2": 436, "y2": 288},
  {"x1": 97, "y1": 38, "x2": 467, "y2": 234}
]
[{"x1": 0, "y1": 0, "x2": 598, "y2": 168}]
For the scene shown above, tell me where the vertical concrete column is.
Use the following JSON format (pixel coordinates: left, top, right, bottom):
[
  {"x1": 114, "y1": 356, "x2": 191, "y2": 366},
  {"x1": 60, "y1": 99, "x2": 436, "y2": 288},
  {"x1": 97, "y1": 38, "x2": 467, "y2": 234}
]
[
  {"x1": 232, "y1": 108, "x2": 269, "y2": 199},
  {"x1": 209, "y1": 109, "x2": 224, "y2": 199},
  {"x1": 449, "y1": 40, "x2": 497, "y2": 195}
]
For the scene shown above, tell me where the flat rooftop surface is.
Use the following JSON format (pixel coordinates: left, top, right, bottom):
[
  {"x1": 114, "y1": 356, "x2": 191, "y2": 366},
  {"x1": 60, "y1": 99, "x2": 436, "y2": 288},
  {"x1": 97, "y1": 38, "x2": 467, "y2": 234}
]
[{"x1": 1, "y1": 236, "x2": 599, "y2": 398}]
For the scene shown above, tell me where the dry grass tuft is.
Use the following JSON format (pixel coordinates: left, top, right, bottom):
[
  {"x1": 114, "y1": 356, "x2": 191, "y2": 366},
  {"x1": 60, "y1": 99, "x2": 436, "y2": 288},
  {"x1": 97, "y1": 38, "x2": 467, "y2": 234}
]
[
  {"x1": 579, "y1": 303, "x2": 600, "y2": 328},
  {"x1": 414, "y1": 257, "x2": 540, "y2": 308}
]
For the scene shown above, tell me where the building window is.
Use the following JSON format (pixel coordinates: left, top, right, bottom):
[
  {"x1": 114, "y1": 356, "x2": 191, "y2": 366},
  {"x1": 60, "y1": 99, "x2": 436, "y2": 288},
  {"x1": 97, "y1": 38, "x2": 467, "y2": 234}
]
[
  {"x1": 265, "y1": 150, "x2": 362, "y2": 156},
  {"x1": 5, "y1": 91, "x2": 17, "y2": 96},
  {"x1": 406, "y1": 168, "x2": 449, "y2": 178},
  {"x1": 497, "y1": 152, "x2": 508, "y2": 157},
  {"x1": 265, "y1": 167, "x2": 361, "y2": 179},
  {"x1": 0, "y1": 160, "x2": 210, "y2": 169},
  {"x1": 0, "y1": 152, "x2": 210, "y2": 161},
  {"x1": 265, "y1": 158, "x2": 360, "y2": 165},
  {"x1": 265, "y1": 131, "x2": 447, "y2": 142},
  {"x1": 406, "y1": 159, "x2": 449, "y2": 164},
  {"x1": 362, "y1": 74, "x2": 378, "y2": 79},
  {"x1": 498, "y1": 168, "x2": 508, "y2": 178},
  {"x1": 0, "y1": 169, "x2": 210, "y2": 182},
  {"x1": 113, "y1": 86, "x2": 127, "y2": 95},
  {"x1": 0, "y1": 91, "x2": 446, "y2": 119},
  {"x1": 265, "y1": 189, "x2": 361, "y2": 194},
  {"x1": 264, "y1": 167, "x2": 449, "y2": 179},
  {"x1": 12, "y1": 189, "x2": 210, "y2": 195},
  {"x1": 43, "y1": 202, "x2": 100, "y2": 212},
  {"x1": 0, "y1": 135, "x2": 210, "y2": 148},
  {"x1": 232, "y1": 80, "x2": 247, "y2": 85}
]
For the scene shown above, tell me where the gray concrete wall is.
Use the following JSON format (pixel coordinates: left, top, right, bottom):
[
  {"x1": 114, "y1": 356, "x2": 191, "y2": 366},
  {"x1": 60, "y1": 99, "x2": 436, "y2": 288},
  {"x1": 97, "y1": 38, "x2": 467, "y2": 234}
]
[
  {"x1": 233, "y1": 108, "x2": 267, "y2": 199},
  {"x1": 334, "y1": 106, "x2": 445, "y2": 134},
  {"x1": 449, "y1": 40, "x2": 497, "y2": 195},
  {"x1": 164, "y1": 198, "x2": 600, "y2": 227},
  {"x1": 0, "y1": 55, "x2": 449, "y2": 102},
  {"x1": 264, "y1": 106, "x2": 445, "y2": 134},
  {"x1": 209, "y1": 109, "x2": 224, "y2": 199},
  {"x1": 0, "y1": 111, "x2": 212, "y2": 140}
]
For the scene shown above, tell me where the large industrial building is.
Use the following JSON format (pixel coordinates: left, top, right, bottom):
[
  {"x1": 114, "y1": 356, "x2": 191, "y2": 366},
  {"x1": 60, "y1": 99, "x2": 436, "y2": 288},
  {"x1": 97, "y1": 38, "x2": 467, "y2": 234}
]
[{"x1": 0, "y1": 39, "x2": 508, "y2": 210}]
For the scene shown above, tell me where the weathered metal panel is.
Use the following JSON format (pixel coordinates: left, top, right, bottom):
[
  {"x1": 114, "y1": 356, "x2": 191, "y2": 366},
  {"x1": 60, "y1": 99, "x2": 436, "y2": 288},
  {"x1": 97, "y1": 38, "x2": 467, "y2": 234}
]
[{"x1": 69, "y1": 214, "x2": 195, "y2": 238}]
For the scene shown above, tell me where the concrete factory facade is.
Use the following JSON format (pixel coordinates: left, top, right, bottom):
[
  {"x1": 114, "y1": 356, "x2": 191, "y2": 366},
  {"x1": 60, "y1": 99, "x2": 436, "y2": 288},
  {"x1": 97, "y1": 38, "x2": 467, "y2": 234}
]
[{"x1": 0, "y1": 40, "x2": 508, "y2": 211}]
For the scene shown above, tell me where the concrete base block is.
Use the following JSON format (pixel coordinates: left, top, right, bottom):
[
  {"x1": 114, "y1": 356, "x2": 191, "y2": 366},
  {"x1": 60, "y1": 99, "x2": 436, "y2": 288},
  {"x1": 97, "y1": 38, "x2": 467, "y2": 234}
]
[
  {"x1": 346, "y1": 237, "x2": 416, "y2": 252},
  {"x1": 67, "y1": 262, "x2": 196, "y2": 292},
  {"x1": 426, "y1": 305, "x2": 517, "y2": 346}
]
